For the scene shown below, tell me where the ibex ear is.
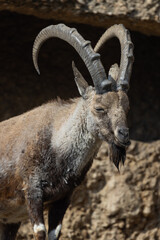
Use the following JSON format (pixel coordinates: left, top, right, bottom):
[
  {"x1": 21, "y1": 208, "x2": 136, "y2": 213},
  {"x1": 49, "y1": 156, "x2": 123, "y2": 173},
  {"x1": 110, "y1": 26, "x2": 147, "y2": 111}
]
[
  {"x1": 108, "y1": 63, "x2": 119, "y2": 91},
  {"x1": 108, "y1": 63, "x2": 119, "y2": 82},
  {"x1": 72, "y1": 61, "x2": 89, "y2": 98}
]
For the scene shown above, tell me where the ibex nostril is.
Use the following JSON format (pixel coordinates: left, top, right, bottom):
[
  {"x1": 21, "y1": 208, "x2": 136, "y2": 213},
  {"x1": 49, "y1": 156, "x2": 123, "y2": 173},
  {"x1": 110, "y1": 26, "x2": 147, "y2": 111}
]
[
  {"x1": 118, "y1": 128, "x2": 129, "y2": 139},
  {"x1": 118, "y1": 129, "x2": 124, "y2": 135}
]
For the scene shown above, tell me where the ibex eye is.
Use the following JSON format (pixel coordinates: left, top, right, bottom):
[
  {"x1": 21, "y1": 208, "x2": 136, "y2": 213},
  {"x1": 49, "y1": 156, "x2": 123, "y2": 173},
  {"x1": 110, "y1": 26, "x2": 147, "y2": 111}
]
[{"x1": 95, "y1": 108, "x2": 105, "y2": 113}]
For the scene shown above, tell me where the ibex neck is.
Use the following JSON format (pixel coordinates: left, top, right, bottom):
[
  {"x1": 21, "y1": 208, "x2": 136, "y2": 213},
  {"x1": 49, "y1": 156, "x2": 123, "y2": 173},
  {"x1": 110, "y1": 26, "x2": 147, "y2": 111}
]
[{"x1": 53, "y1": 98, "x2": 101, "y2": 174}]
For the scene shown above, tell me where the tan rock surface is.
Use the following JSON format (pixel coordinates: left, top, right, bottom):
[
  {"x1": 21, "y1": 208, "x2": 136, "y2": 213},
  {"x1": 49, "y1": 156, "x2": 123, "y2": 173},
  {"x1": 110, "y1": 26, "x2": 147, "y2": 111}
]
[
  {"x1": 17, "y1": 140, "x2": 160, "y2": 239},
  {"x1": 0, "y1": 0, "x2": 160, "y2": 35}
]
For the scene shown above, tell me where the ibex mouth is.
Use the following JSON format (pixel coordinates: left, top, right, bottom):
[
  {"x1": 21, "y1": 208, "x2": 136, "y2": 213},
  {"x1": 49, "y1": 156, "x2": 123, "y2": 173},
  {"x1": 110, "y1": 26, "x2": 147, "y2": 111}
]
[{"x1": 114, "y1": 137, "x2": 131, "y2": 148}]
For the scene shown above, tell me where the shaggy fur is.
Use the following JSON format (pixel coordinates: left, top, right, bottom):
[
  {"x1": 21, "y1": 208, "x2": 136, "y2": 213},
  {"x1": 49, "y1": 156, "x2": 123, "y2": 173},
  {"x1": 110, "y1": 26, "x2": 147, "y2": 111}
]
[{"x1": 108, "y1": 143, "x2": 126, "y2": 170}]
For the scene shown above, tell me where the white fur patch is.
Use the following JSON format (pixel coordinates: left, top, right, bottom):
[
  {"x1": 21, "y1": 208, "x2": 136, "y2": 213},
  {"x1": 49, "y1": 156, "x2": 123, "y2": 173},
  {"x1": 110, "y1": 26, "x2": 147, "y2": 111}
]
[
  {"x1": 33, "y1": 223, "x2": 46, "y2": 234},
  {"x1": 55, "y1": 224, "x2": 62, "y2": 238},
  {"x1": 48, "y1": 224, "x2": 62, "y2": 240}
]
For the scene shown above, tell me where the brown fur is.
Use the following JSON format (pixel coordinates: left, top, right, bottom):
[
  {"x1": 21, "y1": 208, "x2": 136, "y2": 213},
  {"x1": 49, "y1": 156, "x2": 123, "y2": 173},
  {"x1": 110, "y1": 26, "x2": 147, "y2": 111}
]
[{"x1": 0, "y1": 85, "x2": 130, "y2": 239}]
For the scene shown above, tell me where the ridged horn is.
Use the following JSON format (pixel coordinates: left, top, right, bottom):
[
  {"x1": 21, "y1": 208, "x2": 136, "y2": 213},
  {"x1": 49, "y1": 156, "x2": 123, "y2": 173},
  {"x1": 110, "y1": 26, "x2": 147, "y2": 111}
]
[
  {"x1": 33, "y1": 24, "x2": 112, "y2": 94},
  {"x1": 94, "y1": 24, "x2": 134, "y2": 92}
]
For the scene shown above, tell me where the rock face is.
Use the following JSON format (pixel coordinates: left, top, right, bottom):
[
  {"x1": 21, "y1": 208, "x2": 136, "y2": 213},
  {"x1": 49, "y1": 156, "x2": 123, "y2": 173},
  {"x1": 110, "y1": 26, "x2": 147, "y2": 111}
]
[
  {"x1": 0, "y1": 0, "x2": 160, "y2": 36},
  {"x1": 17, "y1": 141, "x2": 160, "y2": 240}
]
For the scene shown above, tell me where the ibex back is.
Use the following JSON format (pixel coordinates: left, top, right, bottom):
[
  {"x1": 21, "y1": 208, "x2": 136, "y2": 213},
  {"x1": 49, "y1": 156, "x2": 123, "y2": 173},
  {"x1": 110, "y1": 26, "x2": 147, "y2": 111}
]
[{"x1": 0, "y1": 24, "x2": 134, "y2": 240}]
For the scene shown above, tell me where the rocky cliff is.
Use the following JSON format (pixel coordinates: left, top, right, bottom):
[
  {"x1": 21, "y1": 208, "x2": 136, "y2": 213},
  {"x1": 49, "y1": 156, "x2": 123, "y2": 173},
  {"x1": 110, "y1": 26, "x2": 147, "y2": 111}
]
[{"x1": 0, "y1": 0, "x2": 160, "y2": 35}]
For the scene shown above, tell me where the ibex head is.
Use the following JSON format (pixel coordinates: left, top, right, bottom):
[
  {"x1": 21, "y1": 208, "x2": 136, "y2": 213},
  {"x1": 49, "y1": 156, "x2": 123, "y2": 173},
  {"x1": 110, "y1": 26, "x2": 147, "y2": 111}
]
[
  {"x1": 72, "y1": 61, "x2": 129, "y2": 142},
  {"x1": 33, "y1": 24, "x2": 134, "y2": 169}
]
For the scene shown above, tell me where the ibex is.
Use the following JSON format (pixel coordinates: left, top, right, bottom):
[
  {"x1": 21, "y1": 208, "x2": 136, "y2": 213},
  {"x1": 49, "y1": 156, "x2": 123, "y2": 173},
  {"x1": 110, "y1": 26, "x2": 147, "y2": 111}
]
[{"x1": 0, "y1": 24, "x2": 133, "y2": 240}]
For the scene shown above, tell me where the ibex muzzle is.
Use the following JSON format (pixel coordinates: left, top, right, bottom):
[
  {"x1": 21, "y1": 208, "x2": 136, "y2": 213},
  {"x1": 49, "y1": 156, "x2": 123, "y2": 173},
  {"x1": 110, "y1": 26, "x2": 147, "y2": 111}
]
[{"x1": 115, "y1": 126, "x2": 129, "y2": 144}]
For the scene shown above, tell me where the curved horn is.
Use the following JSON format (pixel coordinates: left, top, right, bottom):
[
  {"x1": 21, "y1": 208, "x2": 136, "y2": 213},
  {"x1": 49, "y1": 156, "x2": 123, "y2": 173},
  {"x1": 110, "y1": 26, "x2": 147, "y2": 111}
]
[
  {"x1": 33, "y1": 24, "x2": 112, "y2": 94},
  {"x1": 94, "y1": 24, "x2": 134, "y2": 91}
]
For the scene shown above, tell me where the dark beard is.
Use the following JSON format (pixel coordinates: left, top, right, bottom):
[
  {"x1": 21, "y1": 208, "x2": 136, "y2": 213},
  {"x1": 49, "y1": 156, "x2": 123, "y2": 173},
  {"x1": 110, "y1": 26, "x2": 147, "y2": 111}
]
[{"x1": 108, "y1": 142, "x2": 126, "y2": 170}]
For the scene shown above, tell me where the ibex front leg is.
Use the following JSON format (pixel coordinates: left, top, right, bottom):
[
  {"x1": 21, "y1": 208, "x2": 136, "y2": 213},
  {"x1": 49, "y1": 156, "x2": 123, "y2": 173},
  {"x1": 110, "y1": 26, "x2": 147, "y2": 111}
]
[
  {"x1": 48, "y1": 195, "x2": 70, "y2": 240},
  {"x1": 25, "y1": 183, "x2": 46, "y2": 240}
]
